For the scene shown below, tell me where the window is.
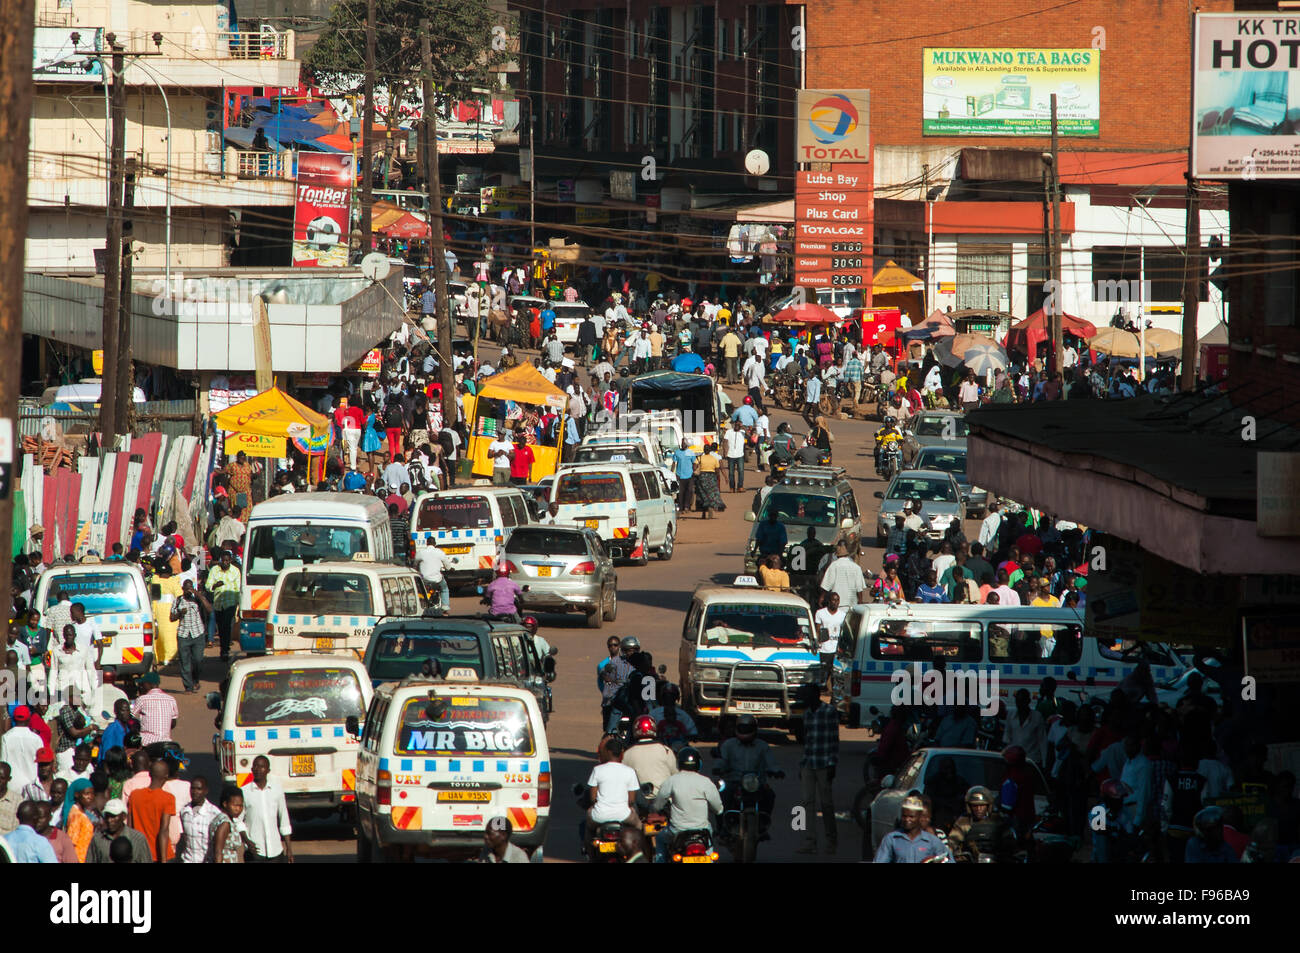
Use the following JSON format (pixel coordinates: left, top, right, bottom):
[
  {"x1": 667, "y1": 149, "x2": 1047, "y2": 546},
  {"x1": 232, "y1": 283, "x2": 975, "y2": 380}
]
[
  {"x1": 246, "y1": 526, "x2": 368, "y2": 586},
  {"x1": 415, "y1": 495, "x2": 492, "y2": 531},
  {"x1": 717, "y1": 18, "x2": 727, "y2": 57},
  {"x1": 839, "y1": 493, "x2": 858, "y2": 520},
  {"x1": 505, "y1": 528, "x2": 588, "y2": 556},
  {"x1": 1267, "y1": 211, "x2": 1297, "y2": 326},
  {"x1": 956, "y1": 245, "x2": 1011, "y2": 312},
  {"x1": 1145, "y1": 247, "x2": 1187, "y2": 302},
  {"x1": 914, "y1": 414, "x2": 969, "y2": 437},
  {"x1": 494, "y1": 636, "x2": 520, "y2": 678},
  {"x1": 1091, "y1": 245, "x2": 1140, "y2": 302},
  {"x1": 987, "y1": 623, "x2": 1083, "y2": 664},
  {"x1": 395, "y1": 695, "x2": 535, "y2": 756},
  {"x1": 276, "y1": 571, "x2": 375, "y2": 616},
  {"x1": 235, "y1": 669, "x2": 366, "y2": 727},
  {"x1": 367, "y1": 629, "x2": 485, "y2": 680},
  {"x1": 870, "y1": 620, "x2": 983, "y2": 662},
  {"x1": 700, "y1": 603, "x2": 814, "y2": 649},
  {"x1": 644, "y1": 471, "x2": 661, "y2": 498},
  {"x1": 360, "y1": 695, "x2": 388, "y2": 752},
  {"x1": 1027, "y1": 248, "x2": 1050, "y2": 314},
  {"x1": 499, "y1": 497, "x2": 518, "y2": 529},
  {"x1": 760, "y1": 491, "x2": 838, "y2": 526},
  {"x1": 886, "y1": 477, "x2": 957, "y2": 503},
  {"x1": 46, "y1": 572, "x2": 142, "y2": 615},
  {"x1": 556, "y1": 471, "x2": 627, "y2": 503}
]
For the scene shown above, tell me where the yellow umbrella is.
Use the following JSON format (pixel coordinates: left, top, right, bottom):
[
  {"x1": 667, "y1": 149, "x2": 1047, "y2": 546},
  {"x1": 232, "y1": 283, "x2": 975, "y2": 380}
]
[
  {"x1": 950, "y1": 332, "x2": 999, "y2": 358},
  {"x1": 1143, "y1": 327, "x2": 1182, "y2": 358},
  {"x1": 1090, "y1": 327, "x2": 1152, "y2": 359},
  {"x1": 872, "y1": 260, "x2": 925, "y2": 295},
  {"x1": 213, "y1": 385, "x2": 331, "y2": 439}
]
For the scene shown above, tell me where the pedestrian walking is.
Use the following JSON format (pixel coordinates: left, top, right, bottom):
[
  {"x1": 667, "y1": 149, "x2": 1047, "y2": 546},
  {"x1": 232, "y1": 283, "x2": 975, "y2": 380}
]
[
  {"x1": 171, "y1": 579, "x2": 209, "y2": 693},
  {"x1": 795, "y1": 683, "x2": 839, "y2": 855}
]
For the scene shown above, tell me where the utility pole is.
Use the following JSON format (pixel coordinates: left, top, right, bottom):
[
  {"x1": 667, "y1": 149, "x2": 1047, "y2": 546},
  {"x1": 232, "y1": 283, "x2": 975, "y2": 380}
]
[
  {"x1": 116, "y1": 157, "x2": 136, "y2": 435},
  {"x1": 100, "y1": 39, "x2": 126, "y2": 440},
  {"x1": 1180, "y1": 9, "x2": 1200, "y2": 392},
  {"x1": 420, "y1": 23, "x2": 456, "y2": 422},
  {"x1": 1, "y1": 0, "x2": 37, "y2": 621},
  {"x1": 360, "y1": 0, "x2": 376, "y2": 249},
  {"x1": 1048, "y1": 93, "x2": 1063, "y2": 378}
]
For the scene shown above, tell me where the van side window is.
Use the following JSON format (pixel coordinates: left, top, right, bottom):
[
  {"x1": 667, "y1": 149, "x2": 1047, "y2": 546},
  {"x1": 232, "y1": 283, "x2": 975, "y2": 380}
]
[
  {"x1": 870, "y1": 620, "x2": 982, "y2": 662},
  {"x1": 987, "y1": 623, "x2": 1083, "y2": 665},
  {"x1": 361, "y1": 696, "x2": 388, "y2": 751},
  {"x1": 493, "y1": 637, "x2": 516, "y2": 677},
  {"x1": 411, "y1": 576, "x2": 430, "y2": 607},
  {"x1": 838, "y1": 610, "x2": 859, "y2": 659},
  {"x1": 392, "y1": 577, "x2": 417, "y2": 616},
  {"x1": 515, "y1": 496, "x2": 534, "y2": 525},
  {"x1": 631, "y1": 472, "x2": 651, "y2": 501},
  {"x1": 644, "y1": 471, "x2": 661, "y2": 499},
  {"x1": 380, "y1": 578, "x2": 398, "y2": 614},
  {"x1": 499, "y1": 497, "x2": 518, "y2": 529},
  {"x1": 841, "y1": 493, "x2": 858, "y2": 520}
]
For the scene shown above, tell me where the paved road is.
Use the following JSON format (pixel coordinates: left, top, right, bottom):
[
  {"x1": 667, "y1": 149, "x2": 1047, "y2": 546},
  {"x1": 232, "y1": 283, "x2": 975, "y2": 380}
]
[{"x1": 164, "y1": 387, "x2": 984, "y2": 862}]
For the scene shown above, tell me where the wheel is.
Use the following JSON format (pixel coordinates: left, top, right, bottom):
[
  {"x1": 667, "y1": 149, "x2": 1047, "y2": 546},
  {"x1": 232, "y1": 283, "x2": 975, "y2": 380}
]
[
  {"x1": 741, "y1": 815, "x2": 758, "y2": 864},
  {"x1": 602, "y1": 586, "x2": 618, "y2": 621},
  {"x1": 633, "y1": 542, "x2": 650, "y2": 566},
  {"x1": 657, "y1": 525, "x2": 675, "y2": 561},
  {"x1": 586, "y1": 603, "x2": 604, "y2": 629}
]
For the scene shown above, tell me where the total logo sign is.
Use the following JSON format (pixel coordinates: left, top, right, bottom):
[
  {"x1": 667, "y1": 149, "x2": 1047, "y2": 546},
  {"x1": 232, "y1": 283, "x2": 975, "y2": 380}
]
[{"x1": 797, "y1": 89, "x2": 871, "y2": 162}]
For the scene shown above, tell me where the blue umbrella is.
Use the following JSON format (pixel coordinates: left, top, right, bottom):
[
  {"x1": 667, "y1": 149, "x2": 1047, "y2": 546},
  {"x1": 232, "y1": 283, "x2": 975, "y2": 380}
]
[{"x1": 671, "y1": 352, "x2": 705, "y2": 373}]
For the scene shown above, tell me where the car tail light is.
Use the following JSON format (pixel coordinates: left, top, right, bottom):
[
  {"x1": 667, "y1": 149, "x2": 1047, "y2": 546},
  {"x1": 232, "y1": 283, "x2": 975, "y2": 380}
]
[
  {"x1": 569, "y1": 561, "x2": 596, "y2": 575},
  {"x1": 102, "y1": 669, "x2": 115, "y2": 684},
  {"x1": 242, "y1": 609, "x2": 267, "y2": 622},
  {"x1": 219, "y1": 740, "x2": 235, "y2": 775},
  {"x1": 264, "y1": 628, "x2": 274, "y2": 650},
  {"x1": 377, "y1": 769, "x2": 392, "y2": 806},
  {"x1": 537, "y1": 771, "x2": 551, "y2": 807},
  {"x1": 627, "y1": 508, "x2": 637, "y2": 527},
  {"x1": 142, "y1": 622, "x2": 153, "y2": 647},
  {"x1": 503, "y1": 560, "x2": 519, "y2": 573}
]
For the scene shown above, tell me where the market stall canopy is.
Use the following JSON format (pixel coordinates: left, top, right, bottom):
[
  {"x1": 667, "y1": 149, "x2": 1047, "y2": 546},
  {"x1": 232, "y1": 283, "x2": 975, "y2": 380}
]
[
  {"x1": 475, "y1": 362, "x2": 567, "y2": 409},
  {"x1": 1198, "y1": 322, "x2": 1228, "y2": 347},
  {"x1": 770, "y1": 302, "x2": 841, "y2": 324},
  {"x1": 379, "y1": 212, "x2": 429, "y2": 239},
  {"x1": 1005, "y1": 308, "x2": 1097, "y2": 357},
  {"x1": 214, "y1": 386, "x2": 331, "y2": 440},
  {"x1": 1142, "y1": 327, "x2": 1183, "y2": 359},
  {"x1": 223, "y1": 126, "x2": 287, "y2": 151},
  {"x1": 872, "y1": 261, "x2": 924, "y2": 295},
  {"x1": 1089, "y1": 327, "x2": 1154, "y2": 359},
  {"x1": 901, "y1": 315, "x2": 956, "y2": 341}
]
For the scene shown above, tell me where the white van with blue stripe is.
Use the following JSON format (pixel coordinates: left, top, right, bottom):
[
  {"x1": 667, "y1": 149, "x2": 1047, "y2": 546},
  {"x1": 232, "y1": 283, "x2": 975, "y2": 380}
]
[
  {"x1": 831, "y1": 603, "x2": 1197, "y2": 728},
  {"x1": 353, "y1": 673, "x2": 551, "y2": 861},
  {"x1": 265, "y1": 557, "x2": 431, "y2": 659},
  {"x1": 409, "y1": 487, "x2": 535, "y2": 588},
  {"x1": 551, "y1": 462, "x2": 677, "y2": 563},
  {"x1": 678, "y1": 580, "x2": 821, "y2": 739},
  {"x1": 35, "y1": 562, "x2": 154, "y2": 682}
]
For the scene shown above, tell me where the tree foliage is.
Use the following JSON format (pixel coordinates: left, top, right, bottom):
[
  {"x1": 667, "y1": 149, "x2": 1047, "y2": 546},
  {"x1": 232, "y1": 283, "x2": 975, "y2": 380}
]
[{"x1": 304, "y1": 0, "x2": 512, "y2": 117}]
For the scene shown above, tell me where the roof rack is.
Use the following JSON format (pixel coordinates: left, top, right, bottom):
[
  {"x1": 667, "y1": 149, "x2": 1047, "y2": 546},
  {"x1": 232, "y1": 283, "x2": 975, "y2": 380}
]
[{"x1": 780, "y1": 465, "x2": 848, "y2": 486}]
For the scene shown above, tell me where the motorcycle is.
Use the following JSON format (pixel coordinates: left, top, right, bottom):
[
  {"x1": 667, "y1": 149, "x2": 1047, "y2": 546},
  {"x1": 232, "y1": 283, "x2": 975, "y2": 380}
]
[
  {"x1": 572, "y1": 782, "x2": 627, "y2": 863},
  {"x1": 666, "y1": 828, "x2": 719, "y2": 864},
  {"x1": 876, "y1": 441, "x2": 901, "y2": 479},
  {"x1": 712, "y1": 767, "x2": 784, "y2": 864}
]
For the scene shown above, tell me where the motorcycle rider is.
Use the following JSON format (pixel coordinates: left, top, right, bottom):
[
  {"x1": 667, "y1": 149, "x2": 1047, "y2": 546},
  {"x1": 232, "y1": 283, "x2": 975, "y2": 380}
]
[
  {"x1": 873, "y1": 416, "x2": 903, "y2": 475},
  {"x1": 770, "y1": 422, "x2": 799, "y2": 477},
  {"x1": 605, "y1": 651, "x2": 657, "y2": 733},
  {"x1": 653, "y1": 746, "x2": 723, "y2": 863},
  {"x1": 873, "y1": 794, "x2": 952, "y2": 863},
  {"x1": 649, "y1": 684, "x2": 699, "y2": 752},
  {"x1": 622, "y1": 715, "x2": 678, "y2": 801},
  {"x1": 947, "y1": 786, "x2": 1019, "y2": 862},
  {"x1": 717, "y1": 713, "x2": 778, "y2": 824}
]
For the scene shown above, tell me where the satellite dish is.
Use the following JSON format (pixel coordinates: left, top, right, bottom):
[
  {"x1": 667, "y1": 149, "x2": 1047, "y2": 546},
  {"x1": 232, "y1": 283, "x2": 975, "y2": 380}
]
[
  {"x1": 360, "y1": 252, "x2": 391, "y2": 282},
  {"x1": 744, "y1": 149, "x2": 770, "y2": 176}
]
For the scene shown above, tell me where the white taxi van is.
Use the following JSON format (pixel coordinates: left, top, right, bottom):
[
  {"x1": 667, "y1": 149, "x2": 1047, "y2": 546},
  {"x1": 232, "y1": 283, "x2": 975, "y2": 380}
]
[
  {"x1": 239, "y1": 493, "x2": 393, "y2": 655},
  {"x1": 551, "y1": 462, "x2": 676, "y2": 563},
  {"x1": 353, "y1": 672, "x2": 551, "y2": 862},
  {"x1": 408, "y1": 487, "x2": 535, "y2": 588},
  {"x1": 265, "y1": 556, "x2": 430, "y2": 659},
  {"x1": 830, "y1": 602, "x2": 1198, "y2": 727},
  {"x1": 678, "y1": 578, "x2": 821, "y2": 738},
  {"x1": 35, "y1": 560, "x2": 153, "y2": 682},
  {"x1": 209, "y1": 654, "x2": 372, "y2": 813}
]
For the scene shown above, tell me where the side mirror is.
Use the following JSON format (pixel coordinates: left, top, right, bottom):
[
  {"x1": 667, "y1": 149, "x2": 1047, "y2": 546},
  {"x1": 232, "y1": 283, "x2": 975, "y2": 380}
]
[
  {"x1": 743, "y1": 511, "x2": 756, "y2": 522},
  {"x1": 881, "y1": 774, "x2": 896, "y2": 790},
  {"x1": 205, "y1": 692, "x2": 221, "y2": 711},
  {"x1": 345, "y1": 715, "x2": 360, "y2": 737}
]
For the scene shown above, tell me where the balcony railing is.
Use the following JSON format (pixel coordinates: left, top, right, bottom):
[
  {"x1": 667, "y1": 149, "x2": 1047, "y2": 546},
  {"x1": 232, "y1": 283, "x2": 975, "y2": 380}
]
[
  {"x1": 58, "y1": 28, "x2": 295, "y2": 61},
  {"x1": 28, "y1": 148, "x2": 294, "y2": 184}
]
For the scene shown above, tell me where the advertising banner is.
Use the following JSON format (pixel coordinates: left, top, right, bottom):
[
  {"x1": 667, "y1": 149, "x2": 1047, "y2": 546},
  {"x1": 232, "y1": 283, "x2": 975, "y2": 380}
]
[
  {"x1": 223, "y1": 432, "x2": 287, "y2": 458},
  {"x1": 794, "y1": 164, "x2": 872, "y2": 290},
  {"x1": 359, "y1": 348, "x2": 383, "y2": 375},
  {"x1": 922, "y1": 48, "x2": 1100, "y2": 136},
  {"x1": 33, "y1": 27, "x2": 104, "y2": 83},
  {"x1": 292, "y1": 153, "x2": 353, "y2": 267},
  {"x1": 1194, "y1": 13, "x2": 1300, "y2": 179},
  {"x1": 796, "y1": 90, "x2": 870, "y2": 163}
]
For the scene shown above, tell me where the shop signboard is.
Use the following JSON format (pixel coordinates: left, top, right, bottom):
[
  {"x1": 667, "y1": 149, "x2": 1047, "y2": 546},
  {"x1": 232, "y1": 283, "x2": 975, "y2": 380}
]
[
  {"x1": 291, "y1": 153, "x2": 352, "y2": 267},
  {"x1": 796, "y1": 90, "x2": 870, "y2": 163},
  {"x1": 794, "y1": 164, "x2": 872, "y2": 290}
]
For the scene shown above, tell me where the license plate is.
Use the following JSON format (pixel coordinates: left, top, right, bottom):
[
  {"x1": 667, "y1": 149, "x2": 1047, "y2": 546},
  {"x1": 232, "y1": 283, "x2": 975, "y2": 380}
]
[
  {"x1": 437, "y1": 791, "x2": 491, "y2": 803},
  {"x1": 313, "y1": 637, "x2": 335, "y2": 651},
  {"x1": 681, "y1": 855, "x2": 713, "y2": 863},
  {"x1": 99, "y1": 635, "x2": 113, "y2": 646},
  {"x1": 537, "y1": 566, "x2": 552, "y2": 577},
  {"x1": 290, "y1": 755, "x2": 316, "y2": 777},
  {"x1": 443, "y1": 545, "x2": 471, "y2": 555},
  {"x1": 597, "y1": 841, "x2": 618, "y2": 853},
  {"x1": 583, "y1": 518, "x2": 600, "y2": 530},
  {"x1": 736, "y1": 701, "x2": 778, "y2": 712}
]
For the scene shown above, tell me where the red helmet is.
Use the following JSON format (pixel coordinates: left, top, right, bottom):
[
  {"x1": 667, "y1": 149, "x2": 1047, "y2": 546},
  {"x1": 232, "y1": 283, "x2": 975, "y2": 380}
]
[
  {"x1": 521, "y1": 615, "x2": 538, "y2": 634},
  {"x1": 633, "y1": 715, "x2": 658, "y2": 740},
  {"x1": 1002, "y1": 745, "x2": 1027, "y2": 765},
  {"x1": 495, "y1": 563, "x2": 510, "y2": 576},
  {"x1": 743, "y1": 395, "x2": 753, "y2": 405}
]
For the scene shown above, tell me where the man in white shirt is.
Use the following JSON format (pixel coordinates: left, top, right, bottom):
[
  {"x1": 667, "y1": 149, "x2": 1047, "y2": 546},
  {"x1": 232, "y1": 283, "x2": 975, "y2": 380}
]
[
  {"x1": 1062, "y1": 345, "x2": 1079, "y2": 369},
  {"x1": 958, "y1": 372, "x2": 981, "y2": 411},
  {"x1": 487, "y1": 429, "x2": 515, "y2": 486},
  {"x1": 741, "y1": 352, "x2": 766, "y2": 403},
  {"x1": 819, "y1": 543, "x2": 867, "y2": 607},
  {"x1": 416, "y1": 542, "x2": 451, "y2": 609},
  {"x1": 722, "y1": 420, "x2": 748, "y2": 493},
  {"x1": 69, "y1": 603, "x2": 103, "y2": 655},
  {"x1": 813, "y1": 592, "x2": 847, "y2": 688},
  {"x1": 241, "y1": 756, "x2": 293, "y2": 862},
  {"x1": 585, "y1": 739, "x2": 639, "y2": 837},
  {"x1": 177, "y1": 776, "x2": 224, "y2": 864},
  {"x1": 978, "y1": 501, "x2": 1003, "y2": 550},
  {"x1": 0, "y1": 708, "x2": 44, "y2": 790}
]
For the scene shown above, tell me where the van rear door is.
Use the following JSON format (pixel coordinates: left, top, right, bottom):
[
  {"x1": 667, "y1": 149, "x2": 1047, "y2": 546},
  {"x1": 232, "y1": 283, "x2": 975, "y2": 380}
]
[{"x1": 412, "y1": 494, "x2": 499, "y2": 576}]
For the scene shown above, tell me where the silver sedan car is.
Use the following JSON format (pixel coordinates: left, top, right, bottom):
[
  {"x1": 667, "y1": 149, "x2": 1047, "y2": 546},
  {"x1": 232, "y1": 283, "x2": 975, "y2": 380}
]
[
  {"x1": 503, "y1": 524, "x2": 618, "y2": 629},
  {"x1": 874, "y1": 469, "x2": 967, "y2": 545}
]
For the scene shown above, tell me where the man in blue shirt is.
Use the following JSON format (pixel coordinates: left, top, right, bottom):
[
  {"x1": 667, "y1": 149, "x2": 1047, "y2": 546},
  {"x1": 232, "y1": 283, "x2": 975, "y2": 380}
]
[
  {"x1": 98, "y1": 698, "x2": 134, "y2": 764},
  {"x1": 420, "y1": 284, "x2": 437, "y2": 317},
  {"x1": 754, "y1": 508, "x2": 787, "y2": 558},
  {"x1": 540, "y1": 304, "x2": 556, "y2": 334},
  {"x1": 3, "y1": 801, "x2": 58, "y2": 862},
  {"x1": 874, "y1": 796, "x2": 951, "y2": 863},
  {"x1": 731, "y1": 399, "x2": 760, "y2": 429},
  {"x1": 562, "y1": 412, "x2": 582, "y2": 462},
  {"x1": 671, "y1": 440, "x2": 696, "y2": 514},
  {"x1": 916, "y1": 569, "x2": 949, "y2": 604}
]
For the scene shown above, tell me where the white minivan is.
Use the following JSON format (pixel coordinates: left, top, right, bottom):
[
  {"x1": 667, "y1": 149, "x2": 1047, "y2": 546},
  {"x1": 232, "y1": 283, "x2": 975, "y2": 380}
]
[
  {"x1": 239, "y1": 493, "x2": 393, "y2": 655},
  {"x1": 35, "y1": 561, "x2": 154, "y2": 683},
  {"x1": 551, "y1": 463, "x2": 677, "y2": 563},
  {"x1": 831, "y1": 603, "x2": 1196, "y2": 728},
  {"x1": 266, "y1": 556, "x2": 431, "y2": 659},
  {"x1": 409, "y1": 486, "x2": 535, "y2": 588},
  {"x1": 210, "y1": 654, "x2": 372, "y2": 814}
]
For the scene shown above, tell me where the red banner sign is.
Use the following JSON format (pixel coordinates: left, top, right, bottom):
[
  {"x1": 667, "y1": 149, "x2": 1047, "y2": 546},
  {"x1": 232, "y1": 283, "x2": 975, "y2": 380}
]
[
  {"x1": 292, "y1": 152, "x2": 353, "y2": 267},
  {"x1": 794, "y1": 164, "x2": 872, "y2": 291}
]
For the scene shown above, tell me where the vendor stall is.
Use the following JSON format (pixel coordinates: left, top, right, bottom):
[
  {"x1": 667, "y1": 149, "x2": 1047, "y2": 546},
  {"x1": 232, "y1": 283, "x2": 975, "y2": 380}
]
[
  {"x1": 212, "y1": 385, "x2": 332, "y2": 484},
  {"x1": 462, "y1": 363, "x2": 566, "y2": 481}
]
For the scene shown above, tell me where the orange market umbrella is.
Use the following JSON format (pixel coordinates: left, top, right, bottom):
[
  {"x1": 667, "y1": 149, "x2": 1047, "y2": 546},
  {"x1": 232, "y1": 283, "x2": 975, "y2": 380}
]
[{"x1": 770, "y1": 302, "x2": 841, "y2": 324}]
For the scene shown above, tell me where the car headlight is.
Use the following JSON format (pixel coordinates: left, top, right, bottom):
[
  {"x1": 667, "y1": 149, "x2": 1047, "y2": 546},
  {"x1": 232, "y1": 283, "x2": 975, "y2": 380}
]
[
  {"x1": 694, "y1": 667, "x2": 725, "y2": 682},
  {"x1": 930, "y1": 514, "x2": 952, "y2": 526}
]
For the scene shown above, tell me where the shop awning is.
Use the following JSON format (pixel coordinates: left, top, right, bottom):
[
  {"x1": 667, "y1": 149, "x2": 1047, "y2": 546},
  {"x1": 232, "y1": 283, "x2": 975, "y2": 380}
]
[
  {"x1": 379, "y1": 212, "x2": 429, "y2": 239},
  {"x1": 1005, "y1": 308, "x2": 1097, "y2": 357},
  {"x1": 213, "y1": 385, "x2": 331, "y2": 440},
  {"x1": 733, "y1": 199, "x2": 794, "y2": 224},
  {"x1": 474, "y1": 362, "x2": 567, "y2": 409},
  {"x1": 872, "y1": 261, "x2": 924, "y2": 295}
]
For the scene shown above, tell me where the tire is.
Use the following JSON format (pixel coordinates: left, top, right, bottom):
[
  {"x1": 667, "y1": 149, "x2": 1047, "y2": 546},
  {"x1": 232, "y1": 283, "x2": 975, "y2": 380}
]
[
  {"x1": 602, "y1": 586, "x2": 618, "y2": 621},
  {"x1": 657, "y1": 525, "x2": 675, "y2": 561},
  {"x1": 633, "y1": 542, "x2": 650, "y2": 566},
  {"x1": 586, "y1": 603, "x2": 604, "y2": 629},
  {"x1": 741, "y1": 815, "x2": 758, "y2": 864}
]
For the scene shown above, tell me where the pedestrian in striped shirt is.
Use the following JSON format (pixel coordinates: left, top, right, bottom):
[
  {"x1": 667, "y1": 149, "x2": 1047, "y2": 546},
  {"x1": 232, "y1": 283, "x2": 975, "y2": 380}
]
[{"x1": 131, "y1": 673, "x2": 178, "y2": 746}]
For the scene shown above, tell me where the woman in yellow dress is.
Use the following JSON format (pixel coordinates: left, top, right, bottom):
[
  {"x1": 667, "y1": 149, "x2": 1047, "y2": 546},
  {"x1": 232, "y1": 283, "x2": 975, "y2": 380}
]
[{"x1": 151, "y1": 560, "x2": 184, "y2": 667}]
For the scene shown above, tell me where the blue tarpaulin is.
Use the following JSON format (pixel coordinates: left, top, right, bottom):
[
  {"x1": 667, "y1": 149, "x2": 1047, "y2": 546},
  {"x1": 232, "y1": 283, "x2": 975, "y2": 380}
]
[{"x1": 670, "y1": 353, "x2": 705, "y2": 373}]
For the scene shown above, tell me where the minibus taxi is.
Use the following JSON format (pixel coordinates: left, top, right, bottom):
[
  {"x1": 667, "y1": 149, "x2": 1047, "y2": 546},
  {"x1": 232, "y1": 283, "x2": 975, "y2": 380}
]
[
  {"x1": 551, "y1": 462, "x2": 676, "y2": 563},
  {"x1": 830, "y1": 602, "x2": 1198, "y2": 728},
  {"x1": 209, "y1": 654, "x2": 372, "y2": 814},
  {"x1": 408, "y1": 487, "x2": 535, "y2": 588},
  {"x1": 353, "y1": 671, "x2": 550, "y2": 862},
  {"x1": 265, "y1": 555, "x2": 430, "y2": 659},
  {"x1": 35, "y1": 560, "x2": 153, "y2": 683},
  {"x1": 678, "y1": 577, "x2": 821, "y2": 739},
  {"x1": 238, "y1": 493, "x2": 393, "y2": 655}
]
